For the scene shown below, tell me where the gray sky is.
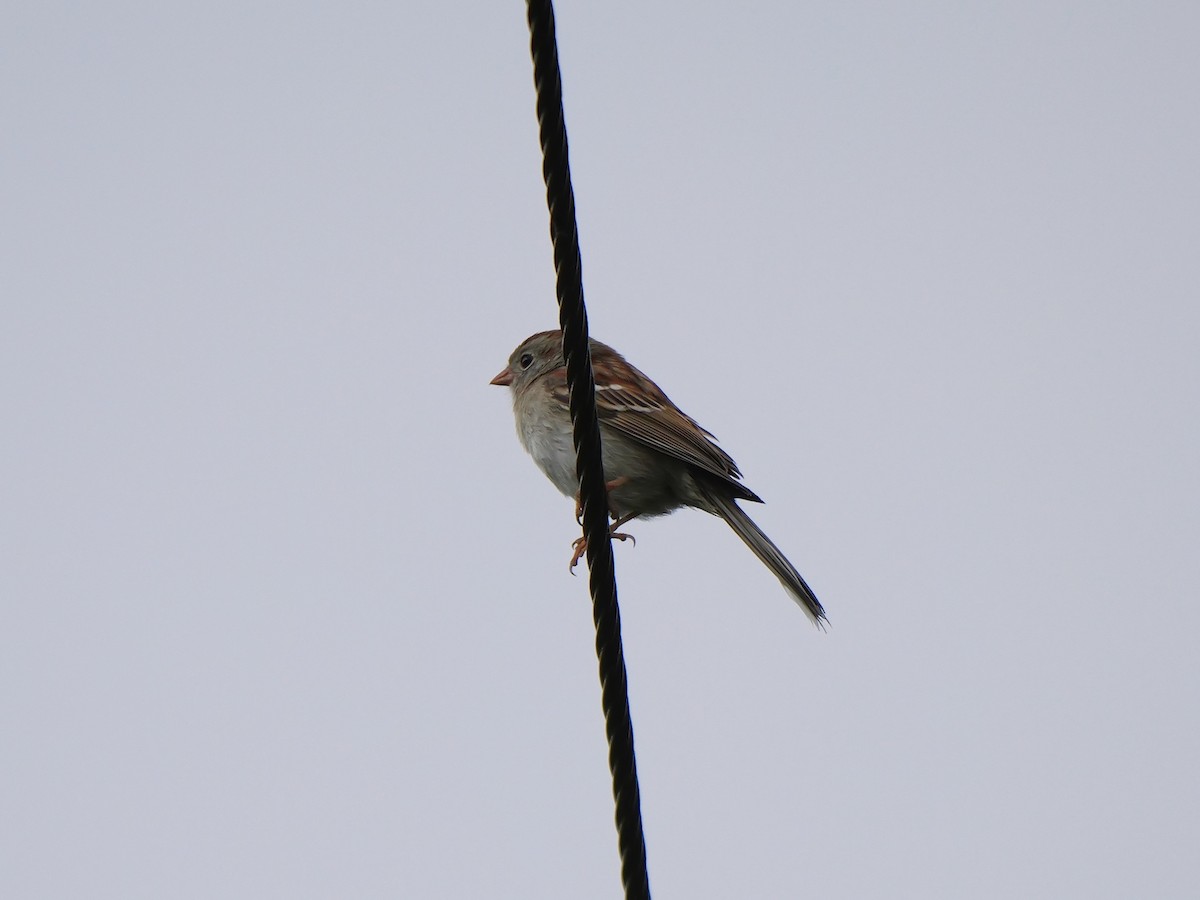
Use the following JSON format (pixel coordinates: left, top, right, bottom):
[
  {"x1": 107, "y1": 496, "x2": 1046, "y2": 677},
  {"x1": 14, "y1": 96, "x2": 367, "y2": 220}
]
[{"x1": 3, "y1": 3, "x2": 1198, "y2": 898}]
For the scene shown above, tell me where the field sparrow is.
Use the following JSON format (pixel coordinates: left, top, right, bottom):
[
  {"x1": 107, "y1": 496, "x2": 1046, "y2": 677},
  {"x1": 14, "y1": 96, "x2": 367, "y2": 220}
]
[{"x1": 491, "y1": 330, "x2": 827, "y2": 626}]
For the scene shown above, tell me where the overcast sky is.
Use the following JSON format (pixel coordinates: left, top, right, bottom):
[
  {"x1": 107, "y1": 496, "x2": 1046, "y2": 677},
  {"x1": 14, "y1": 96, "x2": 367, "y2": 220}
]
[{"x1": 3, "y1": 3, "x2": 1198, "y2": 898}]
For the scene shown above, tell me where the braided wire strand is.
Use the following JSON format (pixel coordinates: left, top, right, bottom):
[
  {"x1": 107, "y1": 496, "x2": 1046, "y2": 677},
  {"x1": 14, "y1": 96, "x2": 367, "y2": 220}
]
[{"x1": 525, "y1": 2, "x2": 651, "y2": 897}]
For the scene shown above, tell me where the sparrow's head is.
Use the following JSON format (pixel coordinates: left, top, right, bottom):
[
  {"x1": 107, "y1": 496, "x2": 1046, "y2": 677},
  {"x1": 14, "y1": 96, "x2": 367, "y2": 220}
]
[{"x1": 489, "y1": 330, "x2": 564, "y2": 393}]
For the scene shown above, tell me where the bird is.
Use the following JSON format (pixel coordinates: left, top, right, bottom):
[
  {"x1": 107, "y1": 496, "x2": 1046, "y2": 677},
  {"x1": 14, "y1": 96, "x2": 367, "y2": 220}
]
[{"x1": 490, "y1": 330, "x2": 827, "y2": 627}]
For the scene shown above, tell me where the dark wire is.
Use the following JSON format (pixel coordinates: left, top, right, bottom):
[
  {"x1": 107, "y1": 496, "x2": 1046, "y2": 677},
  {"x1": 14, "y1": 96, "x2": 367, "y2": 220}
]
[{"x1": 524, "y1": 2, "x2": 651, "y2": 897}]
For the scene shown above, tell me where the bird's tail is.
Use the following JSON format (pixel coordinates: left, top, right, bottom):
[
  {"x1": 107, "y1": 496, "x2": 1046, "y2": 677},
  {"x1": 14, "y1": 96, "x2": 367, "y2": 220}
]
[{"x1": 697, "y1": 483, "x2": 827, "y2": 628}]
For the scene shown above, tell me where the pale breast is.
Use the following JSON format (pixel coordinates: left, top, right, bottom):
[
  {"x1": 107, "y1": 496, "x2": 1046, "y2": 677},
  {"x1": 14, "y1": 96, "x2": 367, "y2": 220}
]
[{"x1": 516, "y1": 393, "x2": 578, "y2": 498}]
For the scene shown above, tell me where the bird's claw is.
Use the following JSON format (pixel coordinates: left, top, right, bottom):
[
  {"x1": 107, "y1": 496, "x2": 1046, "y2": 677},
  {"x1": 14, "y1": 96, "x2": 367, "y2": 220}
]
[
  {"x1": 569, "y1": 536, "x2": 587, "y2": 573},
  {"x1": 568, "y1": 530, "x2": 637, "y2": 574}
]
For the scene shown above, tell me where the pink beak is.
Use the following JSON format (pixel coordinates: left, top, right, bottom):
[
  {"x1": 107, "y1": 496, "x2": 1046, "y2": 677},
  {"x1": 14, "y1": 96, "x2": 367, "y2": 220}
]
[{"x1": 490, "y1": 368, "x2": 514, "y2": 386}]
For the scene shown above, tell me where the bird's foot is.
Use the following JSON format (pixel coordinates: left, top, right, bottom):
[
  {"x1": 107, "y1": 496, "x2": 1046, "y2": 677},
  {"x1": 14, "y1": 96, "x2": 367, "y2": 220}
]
[
  {"x1": 569, "y1": 536, "x2": 587, "y2": 572},
  {"x1": 568, "y1": 527, "x2": 637, "y2": 574}
]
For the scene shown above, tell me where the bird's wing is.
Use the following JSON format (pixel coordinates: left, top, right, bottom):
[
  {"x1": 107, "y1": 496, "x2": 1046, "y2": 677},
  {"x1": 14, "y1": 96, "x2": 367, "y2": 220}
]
[{"x1": 545, "y1": 354, "x2": 762, "y2": 503}]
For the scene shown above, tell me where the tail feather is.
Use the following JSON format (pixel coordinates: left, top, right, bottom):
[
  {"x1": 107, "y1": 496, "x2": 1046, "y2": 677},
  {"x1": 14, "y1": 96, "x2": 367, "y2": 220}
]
[{"x1": 697, "y1": 482, "x2": 827, "y2": 628}]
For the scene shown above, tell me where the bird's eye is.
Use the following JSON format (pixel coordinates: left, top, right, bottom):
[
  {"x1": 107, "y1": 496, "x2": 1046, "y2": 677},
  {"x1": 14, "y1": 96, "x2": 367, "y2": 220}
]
[{"x1": 519, "y1": 353, "x2": 534, "y2": 369}]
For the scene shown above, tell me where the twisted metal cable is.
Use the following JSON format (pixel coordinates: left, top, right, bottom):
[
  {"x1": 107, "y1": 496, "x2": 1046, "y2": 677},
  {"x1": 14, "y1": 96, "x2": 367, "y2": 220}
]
[{"x1": 525, "y1": 2, "x2": 651, "y2": 897}]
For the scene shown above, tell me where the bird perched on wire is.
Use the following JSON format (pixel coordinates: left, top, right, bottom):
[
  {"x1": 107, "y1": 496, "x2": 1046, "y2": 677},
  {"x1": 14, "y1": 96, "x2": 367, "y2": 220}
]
[{"x1": 490, "y1": 330, "x2": 826, "y2": 627}]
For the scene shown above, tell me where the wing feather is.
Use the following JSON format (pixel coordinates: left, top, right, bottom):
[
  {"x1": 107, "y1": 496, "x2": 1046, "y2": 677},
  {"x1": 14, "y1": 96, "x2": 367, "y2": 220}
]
[{"x1": 548, "y1": 345, "x2": 762, "y2": 502}]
